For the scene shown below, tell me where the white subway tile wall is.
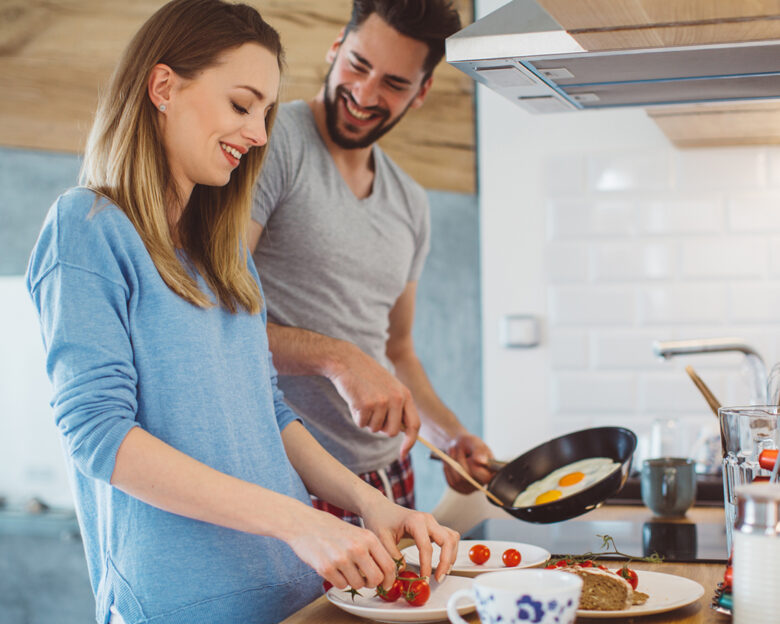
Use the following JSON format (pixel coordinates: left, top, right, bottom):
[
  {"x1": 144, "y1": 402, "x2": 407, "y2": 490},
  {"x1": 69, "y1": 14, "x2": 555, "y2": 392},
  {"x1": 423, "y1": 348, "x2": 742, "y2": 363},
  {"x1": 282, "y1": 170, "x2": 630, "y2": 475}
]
[
  {"x1": 680, "y1": 238, "x2": 767, "y2": 278},
  {"x1": 549, "y1": 330, "x2": 589, "y2": 369},
  {"x1": 639, "y1": 195, "x2": 725, "y2": 235},
  {"x1": 588, "y1": 151, "x2": 672, "y2": 192},
  {"x1": 766, "y1": 147, "x2": 780, "y2": 186},
  {"x1": 769, "y1": 239, "x2": 780, "y2": 276},
  {"x1": 729, "y1": 193, "x2": 780, "y2": 231},
  {"x1": 545, "y1": 146, "x2": 780, "y2": 438},
  {"x1": 546, "y1": 242, "x2": 589, "y2": 282},
  {"x1": 675, "y1": 149, "x2": 766, "y2": 190}
]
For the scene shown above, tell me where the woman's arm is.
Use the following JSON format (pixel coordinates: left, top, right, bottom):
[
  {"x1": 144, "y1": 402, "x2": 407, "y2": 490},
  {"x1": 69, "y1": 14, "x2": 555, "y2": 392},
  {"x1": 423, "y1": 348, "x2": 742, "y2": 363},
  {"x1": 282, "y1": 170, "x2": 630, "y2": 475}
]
[
  {"x1": 280, "y1": 421, "x2": 459, "y2": 582},
  {"x1": 110, "y1": 426, "x2": 397, "y2": 591}
]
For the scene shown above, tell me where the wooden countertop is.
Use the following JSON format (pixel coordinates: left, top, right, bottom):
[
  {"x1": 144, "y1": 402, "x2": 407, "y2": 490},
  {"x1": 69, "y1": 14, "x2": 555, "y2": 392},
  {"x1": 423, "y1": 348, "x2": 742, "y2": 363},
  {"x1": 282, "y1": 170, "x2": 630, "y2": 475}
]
[{"x1": 280, "y1": 506, "x2": 731, "y2": 624}]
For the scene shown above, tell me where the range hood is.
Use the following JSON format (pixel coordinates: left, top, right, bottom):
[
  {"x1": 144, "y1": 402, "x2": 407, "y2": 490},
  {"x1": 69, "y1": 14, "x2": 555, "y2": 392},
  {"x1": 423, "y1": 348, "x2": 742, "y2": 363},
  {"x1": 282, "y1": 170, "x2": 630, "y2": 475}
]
[{"x1": 446, "y1": 0, "x2": 780, "y2": 113}]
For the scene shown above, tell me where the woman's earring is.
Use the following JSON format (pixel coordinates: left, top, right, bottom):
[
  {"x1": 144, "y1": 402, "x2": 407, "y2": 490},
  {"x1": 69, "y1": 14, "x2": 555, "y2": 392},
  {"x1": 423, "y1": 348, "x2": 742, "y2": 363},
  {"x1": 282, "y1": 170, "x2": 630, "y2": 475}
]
[{"x1": 159, "y1": 104, "x2": 166, "y2": 112}]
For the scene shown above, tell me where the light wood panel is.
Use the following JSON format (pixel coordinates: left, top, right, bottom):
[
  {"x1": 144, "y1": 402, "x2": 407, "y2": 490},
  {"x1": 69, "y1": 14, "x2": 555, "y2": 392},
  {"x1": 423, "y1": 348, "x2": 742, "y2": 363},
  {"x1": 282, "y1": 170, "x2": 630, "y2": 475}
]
[
  {"x1": 537, "y1": 0, "x2": 780, "y2": 50},
  {"x1": 566, "y1": 20, "x2": 780, "y2": 50},
  {"x1": 648, "y1": 101, "x2": 780, "y2": 148},
  {"x1": 537, "y1": 1, "x2": 780, "y2": 30},
  {"x1": 0, "y1": 0, "x2": 475, "y2": 193}
]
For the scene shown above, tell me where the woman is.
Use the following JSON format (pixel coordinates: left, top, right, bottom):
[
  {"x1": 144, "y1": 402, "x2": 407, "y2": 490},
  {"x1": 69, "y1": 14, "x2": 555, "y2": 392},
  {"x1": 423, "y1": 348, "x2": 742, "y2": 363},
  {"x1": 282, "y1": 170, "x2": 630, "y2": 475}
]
[{"x1": 25, "y1": 1, "x2": 458, "y2": 623}]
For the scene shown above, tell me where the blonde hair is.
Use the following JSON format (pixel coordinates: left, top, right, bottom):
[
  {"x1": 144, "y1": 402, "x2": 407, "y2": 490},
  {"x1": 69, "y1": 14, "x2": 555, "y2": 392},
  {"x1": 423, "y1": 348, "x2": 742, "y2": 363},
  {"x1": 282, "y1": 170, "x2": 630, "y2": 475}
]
[{"x1": 80, "y1": 0, "x2": 283, "y2": 314}]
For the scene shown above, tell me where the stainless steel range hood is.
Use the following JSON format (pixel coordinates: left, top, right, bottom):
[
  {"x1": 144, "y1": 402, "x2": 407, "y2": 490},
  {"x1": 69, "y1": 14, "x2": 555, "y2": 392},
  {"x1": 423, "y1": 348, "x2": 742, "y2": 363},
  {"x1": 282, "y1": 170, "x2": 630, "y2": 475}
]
[{"x1": 446, "y1": 0, "x2": 780, "y2": 113}]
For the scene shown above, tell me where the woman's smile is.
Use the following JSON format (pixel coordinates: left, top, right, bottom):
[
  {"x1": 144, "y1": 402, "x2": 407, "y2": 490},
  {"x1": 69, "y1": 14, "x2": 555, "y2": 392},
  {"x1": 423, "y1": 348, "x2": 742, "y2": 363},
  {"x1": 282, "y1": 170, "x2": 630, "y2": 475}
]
[{"x1": 220, "y1": 141, "x2": 245, "y2": 167}]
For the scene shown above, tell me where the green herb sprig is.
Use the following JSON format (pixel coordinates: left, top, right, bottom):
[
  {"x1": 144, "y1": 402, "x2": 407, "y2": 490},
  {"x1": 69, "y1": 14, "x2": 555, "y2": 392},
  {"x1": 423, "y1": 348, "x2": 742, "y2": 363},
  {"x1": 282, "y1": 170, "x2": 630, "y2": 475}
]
[{"x1": 547, "y1": 534, "x2": 663, "y2": 567}]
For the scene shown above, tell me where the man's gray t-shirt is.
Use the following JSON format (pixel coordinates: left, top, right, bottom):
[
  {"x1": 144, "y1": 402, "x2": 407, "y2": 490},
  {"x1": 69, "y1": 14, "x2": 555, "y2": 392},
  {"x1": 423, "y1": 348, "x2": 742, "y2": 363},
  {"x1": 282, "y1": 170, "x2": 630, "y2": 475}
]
[{"x1": 251, "y1": 100, "x2": 430, "y2": 474}]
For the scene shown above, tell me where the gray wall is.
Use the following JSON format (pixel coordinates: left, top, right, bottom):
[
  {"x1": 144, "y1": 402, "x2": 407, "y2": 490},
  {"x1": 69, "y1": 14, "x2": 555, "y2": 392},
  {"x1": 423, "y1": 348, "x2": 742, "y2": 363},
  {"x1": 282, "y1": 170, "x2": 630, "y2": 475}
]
[
  {"x1": 412, "y1": 190, "x2": 482, "y2": 510},
  {"x1": 0, "y1": 146, "x2": 482, "y2": 512},
  {"x1": 0, "y1": 148, "x2": 81, "y2": 275}
]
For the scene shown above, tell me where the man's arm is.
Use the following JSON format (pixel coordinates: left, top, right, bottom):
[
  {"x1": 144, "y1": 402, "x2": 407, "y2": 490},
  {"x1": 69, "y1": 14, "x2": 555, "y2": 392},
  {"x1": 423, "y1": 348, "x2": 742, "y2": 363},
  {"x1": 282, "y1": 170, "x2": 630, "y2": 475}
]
[
  {"x1": 386, "y1": 281, "x2": 495, "y2": 492},
  {"x1": 246, "y1": 219, "x2": 264, "y2": 254},
  {"x1": 247, "y1": 220, "x2": 421, "y2": 456}
]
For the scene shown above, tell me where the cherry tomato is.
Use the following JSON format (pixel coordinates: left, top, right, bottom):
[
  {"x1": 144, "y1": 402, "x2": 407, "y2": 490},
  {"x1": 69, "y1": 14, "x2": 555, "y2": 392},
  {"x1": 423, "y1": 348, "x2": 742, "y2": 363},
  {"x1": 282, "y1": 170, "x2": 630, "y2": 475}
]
[
  {"x1": 398, "y1": 570, "x2": 420, "y2": 593},
  {"x1": 597, "y1": 565, "x2": 610, "y2": 572},
  {"x1": 723, "y1": 566, "x2": 733, "y2": 589},
  {"x1": 322, "y1": 580, "x2": 333, "y2": 592},
  {"x1": 545, "y1": 563, "x2": 557, "y2": 570},
  {"x1": 405, "y1": 578, "x2": 431, "y2": 607},
  {"x1": 375, "y1": 578, "x2": 403, "y2": 602},
  {"x1": 555, "y1": 558, "x2": 573, "y2": 568},
  {"x1": 618, "y1": 566, "x2": 639, "y2": 590},
  {"x1": 468, "y1": 544, "x2": 490, "y2": 565},
  {"x1": 502, "y1": 548, "x2": 521, "y2": 567},
  {"x1": 579, "y1": 560, "x2": 595, "y2": 568}
]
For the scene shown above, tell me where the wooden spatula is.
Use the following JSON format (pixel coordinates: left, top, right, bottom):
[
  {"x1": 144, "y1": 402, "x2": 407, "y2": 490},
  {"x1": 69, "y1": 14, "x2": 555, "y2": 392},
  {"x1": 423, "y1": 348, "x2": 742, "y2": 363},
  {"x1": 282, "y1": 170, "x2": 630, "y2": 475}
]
[{"x1": 416, "y1": 434, "x2": 504, "y2": 505}]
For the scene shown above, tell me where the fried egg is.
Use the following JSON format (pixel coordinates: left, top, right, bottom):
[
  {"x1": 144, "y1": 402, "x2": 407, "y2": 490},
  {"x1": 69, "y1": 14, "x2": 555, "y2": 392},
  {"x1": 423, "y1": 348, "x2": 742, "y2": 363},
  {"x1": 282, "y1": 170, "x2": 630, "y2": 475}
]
[{"x1": 512, "y1": 457, "x2": 620, "y2": 507}]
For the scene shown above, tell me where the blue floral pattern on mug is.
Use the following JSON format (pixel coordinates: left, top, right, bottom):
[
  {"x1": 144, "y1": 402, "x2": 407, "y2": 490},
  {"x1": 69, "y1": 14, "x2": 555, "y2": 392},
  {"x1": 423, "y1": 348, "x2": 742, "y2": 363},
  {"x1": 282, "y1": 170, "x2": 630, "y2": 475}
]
[
  {"x1": 474, "y1": 587, "x2": 578, "y2": 624},
  {"x1": 516, "y1": 595, "x2": 543, "y2": 621}
]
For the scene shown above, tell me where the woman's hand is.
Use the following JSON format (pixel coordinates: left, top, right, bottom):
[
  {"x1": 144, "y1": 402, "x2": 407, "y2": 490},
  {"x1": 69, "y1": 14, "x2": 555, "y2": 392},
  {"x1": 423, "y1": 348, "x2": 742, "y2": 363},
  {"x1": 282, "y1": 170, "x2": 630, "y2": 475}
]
[
  {"x1": 361, "y1": 498, "x2": 459, "y2": 583},
  {"x1": 284, "y1": 504, "x2": 398, "y2": 592}
]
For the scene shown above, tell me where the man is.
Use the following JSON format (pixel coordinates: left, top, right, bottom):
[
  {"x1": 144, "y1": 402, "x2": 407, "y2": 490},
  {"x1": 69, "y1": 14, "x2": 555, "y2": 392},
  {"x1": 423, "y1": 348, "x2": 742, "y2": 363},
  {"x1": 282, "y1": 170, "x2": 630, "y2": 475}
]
[{"x1": 248, "y1": 0, "x2": 494, "y2": 524}]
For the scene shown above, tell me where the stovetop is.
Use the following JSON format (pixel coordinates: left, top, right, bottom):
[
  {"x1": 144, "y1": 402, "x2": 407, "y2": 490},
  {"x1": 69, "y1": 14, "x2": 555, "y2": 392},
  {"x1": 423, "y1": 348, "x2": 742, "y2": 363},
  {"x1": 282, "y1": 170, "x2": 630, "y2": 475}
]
[{"x1": 464, "y1": 517, "x2": 728, "y2": 564}]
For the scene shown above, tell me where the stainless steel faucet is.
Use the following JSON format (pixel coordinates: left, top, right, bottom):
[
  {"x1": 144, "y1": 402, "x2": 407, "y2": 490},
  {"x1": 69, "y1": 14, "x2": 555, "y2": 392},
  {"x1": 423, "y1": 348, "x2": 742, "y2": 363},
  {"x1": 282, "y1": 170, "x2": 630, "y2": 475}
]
[
  {"x1": 653, "y1": 337, "x2": 767, "y2": 404},
  {"x1": 653, "y1": 337, "x2": 765, "y2": 362}
]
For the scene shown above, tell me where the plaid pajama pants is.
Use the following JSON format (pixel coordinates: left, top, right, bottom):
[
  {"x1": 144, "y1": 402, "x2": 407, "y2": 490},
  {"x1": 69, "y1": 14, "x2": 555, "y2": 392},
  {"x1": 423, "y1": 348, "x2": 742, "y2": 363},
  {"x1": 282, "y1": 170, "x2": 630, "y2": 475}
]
[{"x1": 310, "y1": 454, "x2": 415, "y2": 526}]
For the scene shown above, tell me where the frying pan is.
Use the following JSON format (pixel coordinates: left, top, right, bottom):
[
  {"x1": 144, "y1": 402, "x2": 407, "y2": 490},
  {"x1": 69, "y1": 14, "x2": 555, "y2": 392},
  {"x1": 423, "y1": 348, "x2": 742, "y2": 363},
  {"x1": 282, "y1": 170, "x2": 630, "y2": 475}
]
[{"x1": 486, "y1": 426, "x2": 637, "y2": 524}]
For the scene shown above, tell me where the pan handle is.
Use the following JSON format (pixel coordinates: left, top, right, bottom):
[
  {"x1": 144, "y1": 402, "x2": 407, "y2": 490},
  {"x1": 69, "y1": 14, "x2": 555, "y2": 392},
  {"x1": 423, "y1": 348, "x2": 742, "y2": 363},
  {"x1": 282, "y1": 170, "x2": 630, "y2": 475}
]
[{"x1": 485, "y1": 458, "x2": 508, "y2": 471}]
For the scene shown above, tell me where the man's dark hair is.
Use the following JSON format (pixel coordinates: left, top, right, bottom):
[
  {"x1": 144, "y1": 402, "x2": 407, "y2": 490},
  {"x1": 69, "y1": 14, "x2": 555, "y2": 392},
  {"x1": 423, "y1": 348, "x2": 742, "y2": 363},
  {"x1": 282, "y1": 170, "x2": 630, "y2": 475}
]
[{"x1": 345, "y1": 0, "x2": 462, "y2": 78}]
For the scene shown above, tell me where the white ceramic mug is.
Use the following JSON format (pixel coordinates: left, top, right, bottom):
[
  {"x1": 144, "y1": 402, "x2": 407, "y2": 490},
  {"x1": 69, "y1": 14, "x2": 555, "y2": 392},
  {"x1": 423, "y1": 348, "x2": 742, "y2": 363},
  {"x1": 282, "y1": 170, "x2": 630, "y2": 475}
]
[{"x1": 447, "y1": 569, "x2": 582, "y2": 624}]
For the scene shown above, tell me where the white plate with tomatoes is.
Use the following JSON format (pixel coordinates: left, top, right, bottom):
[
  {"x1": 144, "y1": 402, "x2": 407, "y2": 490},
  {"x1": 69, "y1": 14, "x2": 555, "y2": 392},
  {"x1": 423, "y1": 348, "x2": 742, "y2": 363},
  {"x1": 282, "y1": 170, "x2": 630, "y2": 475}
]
[
  {"x1": 576, "y1": 569, "x2": 705, "y2": 618},
  {"x1": 401, "y1": 539, "x2": 551, "y2": 577},
  {"x1": 325, "y1": 574, "x2": 475, "y2": 623}
]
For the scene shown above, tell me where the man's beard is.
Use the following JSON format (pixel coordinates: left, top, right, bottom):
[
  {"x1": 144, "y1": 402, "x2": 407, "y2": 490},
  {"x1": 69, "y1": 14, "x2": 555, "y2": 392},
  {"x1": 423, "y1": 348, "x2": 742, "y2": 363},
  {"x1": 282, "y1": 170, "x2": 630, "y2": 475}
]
[{"x1": 323, "y1": 66, "x2": 412, "y2": 149}]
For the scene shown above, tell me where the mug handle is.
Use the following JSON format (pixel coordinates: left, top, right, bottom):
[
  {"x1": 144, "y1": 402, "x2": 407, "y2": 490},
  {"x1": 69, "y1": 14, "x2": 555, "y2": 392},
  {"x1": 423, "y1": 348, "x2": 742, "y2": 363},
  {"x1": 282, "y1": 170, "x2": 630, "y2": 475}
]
[{"x1": 446, "y1": 588, "x2": 475, "y2": 624}]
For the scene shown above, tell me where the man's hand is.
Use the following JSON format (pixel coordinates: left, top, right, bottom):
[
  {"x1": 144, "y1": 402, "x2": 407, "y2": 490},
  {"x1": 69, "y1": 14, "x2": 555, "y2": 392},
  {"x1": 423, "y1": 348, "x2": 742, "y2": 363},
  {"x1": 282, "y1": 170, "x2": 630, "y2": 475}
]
[
  {"x1": 329, "y1": 345, "x2": 421, "y2": 458},
  {"x1": 443, "y1": 433, "x2": 496, "y2": 494}
]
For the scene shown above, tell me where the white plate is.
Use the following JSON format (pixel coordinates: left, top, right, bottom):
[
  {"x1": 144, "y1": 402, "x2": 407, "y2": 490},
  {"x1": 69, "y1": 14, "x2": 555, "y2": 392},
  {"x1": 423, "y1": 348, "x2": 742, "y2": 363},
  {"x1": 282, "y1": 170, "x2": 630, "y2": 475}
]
[
  {"x1": 326, "y1": 574, "x2": 475, "y2": 623},
  {"x1": 577, "y1": 569, "x2": 705, "y2": 618},
  {"x1": 401, "y1": 539, "x2": 551, "y2": 577}
]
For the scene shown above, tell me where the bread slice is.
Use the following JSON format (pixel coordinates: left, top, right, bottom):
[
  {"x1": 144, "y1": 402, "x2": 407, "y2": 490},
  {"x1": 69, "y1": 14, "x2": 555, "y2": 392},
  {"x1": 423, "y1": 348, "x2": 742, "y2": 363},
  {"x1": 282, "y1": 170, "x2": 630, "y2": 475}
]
[{"x1": 557, "y1": 566, "x2": 633, "y2": 611}]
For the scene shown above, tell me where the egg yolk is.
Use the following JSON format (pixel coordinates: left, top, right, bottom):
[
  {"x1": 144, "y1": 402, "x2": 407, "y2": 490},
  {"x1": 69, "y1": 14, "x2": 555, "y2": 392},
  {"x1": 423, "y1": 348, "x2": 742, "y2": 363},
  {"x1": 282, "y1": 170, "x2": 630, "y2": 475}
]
[
  {"x1": 535, "y1": 490, "x2": 562, "y2": 505},
  {"x1": 558, "y1": 471, "x2": 585, "y2": 487}
]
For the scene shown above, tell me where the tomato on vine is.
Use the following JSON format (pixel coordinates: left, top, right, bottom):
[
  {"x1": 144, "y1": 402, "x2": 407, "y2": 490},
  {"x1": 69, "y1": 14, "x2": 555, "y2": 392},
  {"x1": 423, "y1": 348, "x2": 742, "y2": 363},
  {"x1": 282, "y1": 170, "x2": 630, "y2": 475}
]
[
  {"x1": 375, "y1": 578, "x2": 403, "y2": 603},
  {"x1": 404, "y1": 578, "x2": 431, "y2": 607},
  {"x1": 397, "y1": 570, "x2": 420, "y2": 593}
]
